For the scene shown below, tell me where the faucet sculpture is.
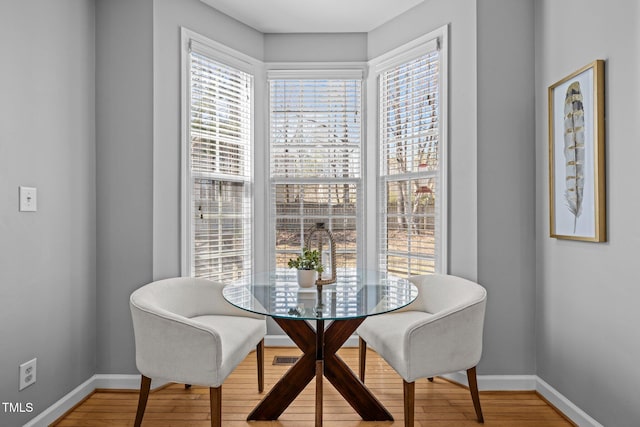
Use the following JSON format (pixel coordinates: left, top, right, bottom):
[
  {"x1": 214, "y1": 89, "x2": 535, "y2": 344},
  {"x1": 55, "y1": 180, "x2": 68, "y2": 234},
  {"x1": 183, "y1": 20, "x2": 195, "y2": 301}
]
[{"x1": 305, "y1": 223, "x2": 337, "y2": 310}]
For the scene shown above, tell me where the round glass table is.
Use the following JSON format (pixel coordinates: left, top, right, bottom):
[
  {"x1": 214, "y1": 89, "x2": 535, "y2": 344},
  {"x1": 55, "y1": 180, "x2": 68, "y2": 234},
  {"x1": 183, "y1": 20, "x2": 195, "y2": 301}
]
[{"x1": 223, "y1": 269, "x2": 418, "y2": 425}]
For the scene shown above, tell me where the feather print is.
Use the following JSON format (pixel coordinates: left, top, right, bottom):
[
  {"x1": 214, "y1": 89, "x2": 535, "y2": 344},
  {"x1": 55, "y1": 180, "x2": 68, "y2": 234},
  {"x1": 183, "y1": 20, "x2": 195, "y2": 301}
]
[{"x1": 563, "y1": 81, "x2": 585, "y2": 233}]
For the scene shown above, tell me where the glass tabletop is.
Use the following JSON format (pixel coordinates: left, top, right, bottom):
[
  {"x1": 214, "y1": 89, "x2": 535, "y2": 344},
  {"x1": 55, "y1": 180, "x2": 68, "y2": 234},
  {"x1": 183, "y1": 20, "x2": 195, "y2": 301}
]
[{"x1": 222, "y1": 268, "x2": 418, "y2": 320}]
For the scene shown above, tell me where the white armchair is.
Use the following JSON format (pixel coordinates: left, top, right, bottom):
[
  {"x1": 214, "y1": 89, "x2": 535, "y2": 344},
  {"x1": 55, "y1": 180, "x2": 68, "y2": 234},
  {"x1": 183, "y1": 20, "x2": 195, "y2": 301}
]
[
  {"x1": 357, "y1": 274, "x2": 487, "y2": 426},
  {"x1": 129, "y1": 277, "x2": 266, "y2": 427}
]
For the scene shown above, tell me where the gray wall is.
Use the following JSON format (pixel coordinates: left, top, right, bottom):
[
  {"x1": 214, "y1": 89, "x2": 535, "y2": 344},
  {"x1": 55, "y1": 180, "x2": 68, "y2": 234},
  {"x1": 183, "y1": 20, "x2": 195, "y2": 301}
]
[
  {"x1": 0, "y1": 0, "x2": 96, "y2": 424},
  {"x1": 477, "y1": 0, "x2": 536, "y2": 374},
  {"x1": 535, "y1": 0, "x2": 640, "y2": 425},
  {"x1": 95, "y1": 0, "x2": 154, "y2": 374},
  {"x1": 264, "y1": 33, "x2": 368, "y2": 62}
]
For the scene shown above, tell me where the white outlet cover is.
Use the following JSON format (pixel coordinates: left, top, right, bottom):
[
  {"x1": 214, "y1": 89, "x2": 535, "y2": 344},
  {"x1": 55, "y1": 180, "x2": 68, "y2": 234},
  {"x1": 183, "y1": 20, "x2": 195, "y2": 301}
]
[
  {"x1": 19, "y1": 186, "x2": 37, "y2": 212},
  {"x1": 19, "y1": 358, "x2": 37, "y2": 390}
]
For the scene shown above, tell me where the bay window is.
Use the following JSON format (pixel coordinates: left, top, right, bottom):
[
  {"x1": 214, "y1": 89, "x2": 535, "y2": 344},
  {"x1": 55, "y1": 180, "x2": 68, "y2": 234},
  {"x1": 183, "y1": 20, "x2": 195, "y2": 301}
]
[{"x1": 182, "y1": 28, "x2": 446, "y2": 280}]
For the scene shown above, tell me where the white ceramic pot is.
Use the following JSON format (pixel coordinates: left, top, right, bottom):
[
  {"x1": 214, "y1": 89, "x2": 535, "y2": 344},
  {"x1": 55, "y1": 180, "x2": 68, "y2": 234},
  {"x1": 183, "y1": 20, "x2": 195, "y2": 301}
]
[{"x1": 296, "y1": 270, "x2": 317, "y2": 288}]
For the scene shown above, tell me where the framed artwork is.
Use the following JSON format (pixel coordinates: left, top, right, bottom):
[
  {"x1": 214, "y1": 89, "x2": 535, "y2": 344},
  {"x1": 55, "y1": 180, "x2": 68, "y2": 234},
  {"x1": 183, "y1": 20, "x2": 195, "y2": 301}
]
[{"x1": 548, "y1": 60, "x2": 606, "y2": 242}]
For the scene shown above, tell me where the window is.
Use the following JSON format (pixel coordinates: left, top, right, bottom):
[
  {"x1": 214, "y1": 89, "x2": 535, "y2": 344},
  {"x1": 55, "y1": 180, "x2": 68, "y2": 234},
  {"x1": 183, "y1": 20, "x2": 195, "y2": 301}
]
[
  {"x1": 185, "y1": 42, "x2": 253, "y2": 282},
  {"x1": 268, "y1": 72, "x2": 363, "y2": 274},
  {"x1": 378, "y1": 41, "x2": 444, "y2": 277}
]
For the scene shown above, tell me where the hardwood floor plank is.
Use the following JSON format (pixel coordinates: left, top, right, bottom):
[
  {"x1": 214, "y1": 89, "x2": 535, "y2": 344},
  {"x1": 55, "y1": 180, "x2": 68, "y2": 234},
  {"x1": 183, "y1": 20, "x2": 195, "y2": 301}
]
[{"x1": 52, "y1": 347, "x2": 574, "y2": 427}]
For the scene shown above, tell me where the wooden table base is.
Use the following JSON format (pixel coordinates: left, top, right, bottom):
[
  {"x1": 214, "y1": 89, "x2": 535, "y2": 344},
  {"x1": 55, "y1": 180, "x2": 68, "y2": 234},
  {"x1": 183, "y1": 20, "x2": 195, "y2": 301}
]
[{"x1": 247, "y1": 317, "x2": 393, "y2": 424}]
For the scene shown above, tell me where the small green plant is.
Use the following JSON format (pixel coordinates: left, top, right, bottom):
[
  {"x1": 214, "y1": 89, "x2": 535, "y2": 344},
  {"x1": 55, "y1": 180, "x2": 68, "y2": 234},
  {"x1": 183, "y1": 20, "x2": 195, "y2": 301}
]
[{"x1": 288, "y1": 248, "x2": 324, "y2": 273}]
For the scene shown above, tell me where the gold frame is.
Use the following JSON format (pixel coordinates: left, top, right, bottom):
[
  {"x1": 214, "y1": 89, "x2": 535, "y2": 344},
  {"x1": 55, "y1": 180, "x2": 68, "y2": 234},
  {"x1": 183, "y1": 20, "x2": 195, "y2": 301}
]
[{"x1": 548, "y1": 60, "x2": 606, "y2": 242}]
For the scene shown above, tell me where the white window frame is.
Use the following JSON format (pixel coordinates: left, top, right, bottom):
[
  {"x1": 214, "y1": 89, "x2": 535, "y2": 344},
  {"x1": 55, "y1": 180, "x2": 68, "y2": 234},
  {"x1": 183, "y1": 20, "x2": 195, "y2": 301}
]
[
  {"x1": 180, "y1": 28, "x2": 263, "y2": 278},
  {"x1": 265, "y1": 64, "x2": 367, "y2": 272},
  {"x1": 366, "y1": 25, "x2": 449, "y2": 274}
]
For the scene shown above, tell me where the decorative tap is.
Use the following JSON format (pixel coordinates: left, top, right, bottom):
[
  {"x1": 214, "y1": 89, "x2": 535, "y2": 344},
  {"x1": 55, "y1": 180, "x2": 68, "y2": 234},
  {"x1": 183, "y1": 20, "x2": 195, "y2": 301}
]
[{"x1": 305, "y1": 222, "x2": 337, "y2": 285}]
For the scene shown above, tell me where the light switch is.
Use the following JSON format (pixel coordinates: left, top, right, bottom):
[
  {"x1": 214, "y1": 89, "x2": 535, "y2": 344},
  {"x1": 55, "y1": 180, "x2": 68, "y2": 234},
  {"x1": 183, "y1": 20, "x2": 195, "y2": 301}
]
[{"x1": 19, "y1": 186, "x2": 37, "y2": 212}]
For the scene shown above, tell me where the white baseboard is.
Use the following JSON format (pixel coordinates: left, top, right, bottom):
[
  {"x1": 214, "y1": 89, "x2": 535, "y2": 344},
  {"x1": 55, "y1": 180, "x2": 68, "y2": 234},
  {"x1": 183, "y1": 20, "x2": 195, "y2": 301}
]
[
  {"x1": 441, "y1": 371, "x2": 603, "y2": 427},
  {"x1": 23, "y1": 375, "x2": 96, "y2": 427},
  {"x1": 91, "y1": 374, "x2": 168, "y2": 390},
  {"x1": 536, "y1": 376, "x2": 604, "y2": 427},
  {"x1": 23, "y1": 347, "x2": 602, "y2": 427},
  {"x1": 22, "y1": 375, "x2": 167, "y2": 427},
  {"x1": 442, "y1": 372, "x2": 538, "y2": 390}
]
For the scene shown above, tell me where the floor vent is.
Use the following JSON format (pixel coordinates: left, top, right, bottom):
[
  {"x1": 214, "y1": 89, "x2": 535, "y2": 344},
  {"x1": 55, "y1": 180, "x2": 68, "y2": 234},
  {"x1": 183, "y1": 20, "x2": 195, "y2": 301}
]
[{"x1": 272, "y1": 356, "x2": 300, "y2": 366}]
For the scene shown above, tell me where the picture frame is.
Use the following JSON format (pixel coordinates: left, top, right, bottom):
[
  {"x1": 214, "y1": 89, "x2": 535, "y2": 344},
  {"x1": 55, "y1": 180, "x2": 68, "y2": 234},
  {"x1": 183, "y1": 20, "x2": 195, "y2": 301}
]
[{"x1": 548, "y1": 60, "x2": 606, "y2": 242}]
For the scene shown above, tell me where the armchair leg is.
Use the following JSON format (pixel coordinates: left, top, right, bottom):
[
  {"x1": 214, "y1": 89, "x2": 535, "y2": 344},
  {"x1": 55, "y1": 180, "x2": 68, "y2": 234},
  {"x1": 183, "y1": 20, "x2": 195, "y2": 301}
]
[
  {"x1": 210, "y1": 386, "x2": 222, "y2": 427},
  {"x1": 467, "y1": 366, "x2": 484, "y2": 423},
  {"x1": 403, "y1": 380, "x2": 415, "y2": 427},
  {"x1": 134, "y1": 375, "x2": 151, "y2": 427},
  {"x1": 256, "y1": 339, "x2": 264, "y2": 392},
  {"x1": 358, "y1": 337, "x2": 366, "y2": 382}
]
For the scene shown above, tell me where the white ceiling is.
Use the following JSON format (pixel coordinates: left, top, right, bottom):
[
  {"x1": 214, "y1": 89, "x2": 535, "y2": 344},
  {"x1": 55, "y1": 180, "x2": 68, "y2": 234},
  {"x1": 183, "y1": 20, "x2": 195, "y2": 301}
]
[{"x1": 200, "y1": 0, "x2": 425, "y2": 33}]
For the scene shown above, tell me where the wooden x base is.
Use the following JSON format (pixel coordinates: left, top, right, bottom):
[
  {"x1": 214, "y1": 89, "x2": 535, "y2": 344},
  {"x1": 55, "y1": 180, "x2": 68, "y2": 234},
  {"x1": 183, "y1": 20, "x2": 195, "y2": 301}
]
[{"x1": 247, "y1": 317, "x2": 393, "y2": 424}]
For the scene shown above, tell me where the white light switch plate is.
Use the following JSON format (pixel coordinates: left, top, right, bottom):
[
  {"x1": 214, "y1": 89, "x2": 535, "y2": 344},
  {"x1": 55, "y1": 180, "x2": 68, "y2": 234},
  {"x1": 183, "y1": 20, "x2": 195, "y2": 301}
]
[{"x1": 19, "y1": 186, "x2": 37, "y2": 212}]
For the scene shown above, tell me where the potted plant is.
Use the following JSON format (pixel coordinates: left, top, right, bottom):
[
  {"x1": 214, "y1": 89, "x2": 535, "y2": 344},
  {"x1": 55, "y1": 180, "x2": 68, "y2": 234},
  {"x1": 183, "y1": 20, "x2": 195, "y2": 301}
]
[{"x1": 288, "y1": 248, "x2": 324, "y2": 288}]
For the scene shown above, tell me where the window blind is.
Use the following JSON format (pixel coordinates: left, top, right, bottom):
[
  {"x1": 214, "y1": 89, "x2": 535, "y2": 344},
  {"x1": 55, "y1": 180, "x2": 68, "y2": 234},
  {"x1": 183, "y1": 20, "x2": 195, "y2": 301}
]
[
  {"x1": 269, "y1": 78, "x2": 362, "y2": 275},
  {"x1": 189, "y1": 51, "x2": 252, "y2": 282},
  {"x1": 379, "y1": 49, "x2": 440, "y2": 277},
  {"x1": 270, "y1": 79, "x2": 361, "y2": 179}
]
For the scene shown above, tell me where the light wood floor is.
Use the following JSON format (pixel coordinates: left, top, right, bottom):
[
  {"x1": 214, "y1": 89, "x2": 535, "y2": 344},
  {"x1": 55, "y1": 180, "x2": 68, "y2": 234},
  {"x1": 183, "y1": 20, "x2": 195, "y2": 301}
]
[{"x1": 53, "y1": 347, "x2": 574, "y2": 427}]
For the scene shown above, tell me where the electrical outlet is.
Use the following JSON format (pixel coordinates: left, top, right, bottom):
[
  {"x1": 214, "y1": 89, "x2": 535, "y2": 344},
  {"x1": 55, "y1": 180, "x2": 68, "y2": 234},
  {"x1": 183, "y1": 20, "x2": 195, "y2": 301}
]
[{"x1": 19, "y1": 358, "x2": 36, "y2": 390}]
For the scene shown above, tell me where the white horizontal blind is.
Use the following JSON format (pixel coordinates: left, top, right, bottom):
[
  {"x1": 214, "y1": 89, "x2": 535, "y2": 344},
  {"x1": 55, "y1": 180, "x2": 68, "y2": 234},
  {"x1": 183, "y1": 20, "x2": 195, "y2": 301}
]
[
  {"x1": 379, "y1": 49, "x2": 440, "y2": 277},
  {"x1": 189, "y1": 51, "x2": 252, "y2": 282},
  {"x1": 270, "y1": 78, "x2": 362, "y2": 278},
  {"x1": 270, "y1": 79, "x2": 361, "y2": 179}
]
